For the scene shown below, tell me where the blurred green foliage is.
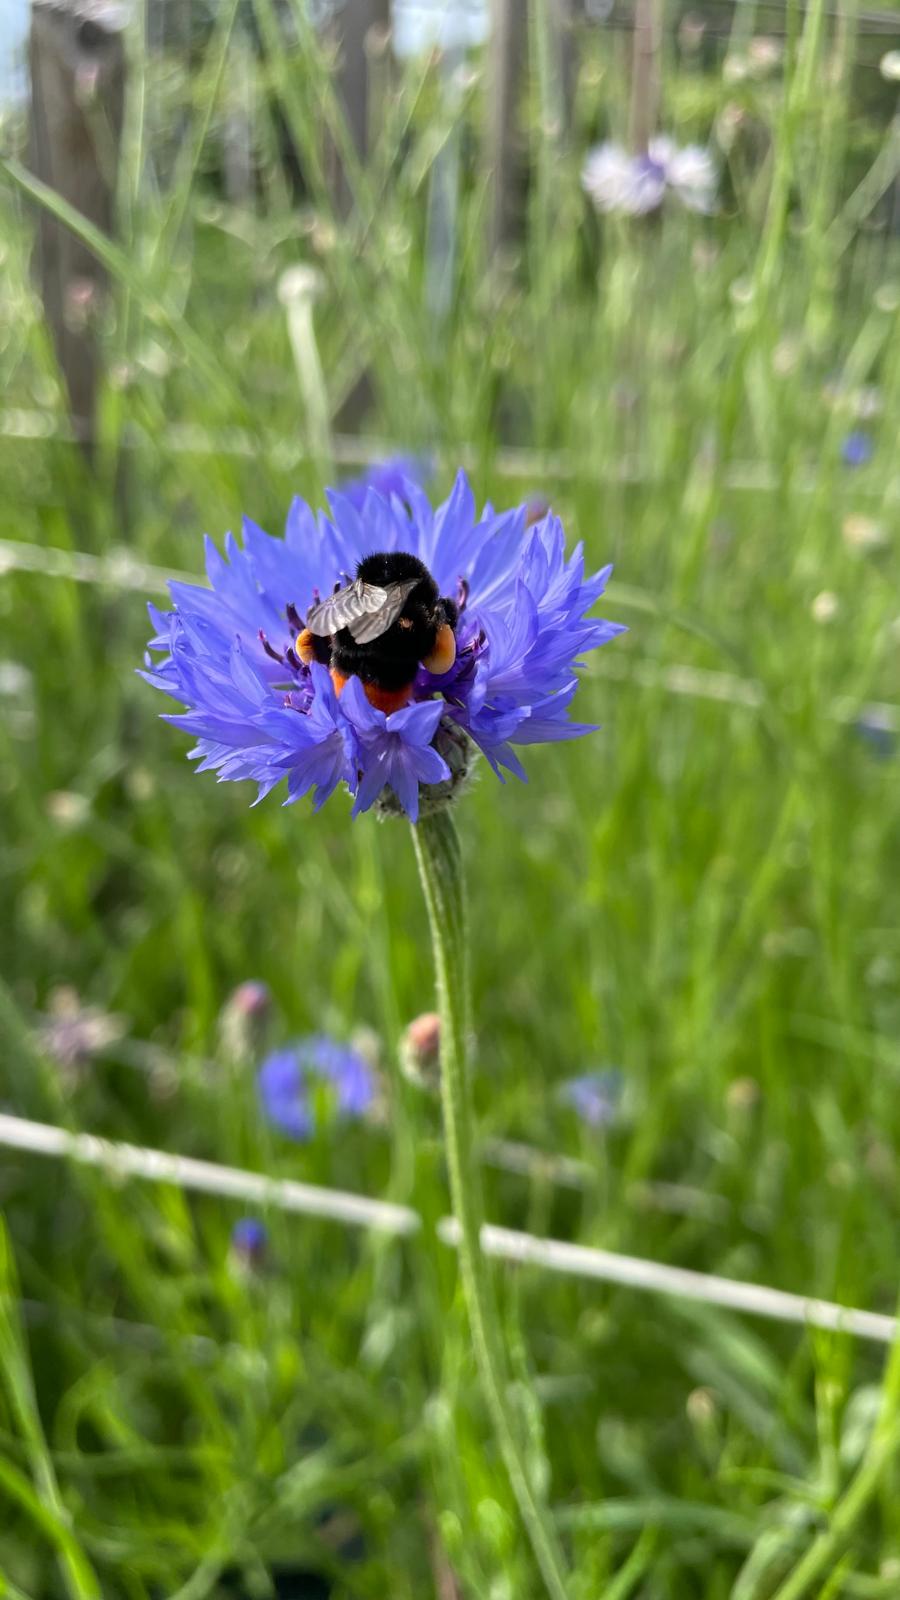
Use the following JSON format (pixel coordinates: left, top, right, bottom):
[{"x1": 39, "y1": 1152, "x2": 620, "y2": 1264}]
[{"x1": 0, "y1": 0, "x2": 899, "y2": 1595}]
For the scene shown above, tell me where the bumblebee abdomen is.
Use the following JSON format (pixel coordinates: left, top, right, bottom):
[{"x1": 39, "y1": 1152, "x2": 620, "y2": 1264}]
[
  {"x1": 330, "y1": 635, "x2": 422, "y2": 692},
  {"x1": 329, "y1": 668, "x2": 414, "y2": 715}
]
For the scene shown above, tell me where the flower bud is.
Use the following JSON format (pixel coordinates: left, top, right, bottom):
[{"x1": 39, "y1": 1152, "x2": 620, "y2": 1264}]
[
  {"x1": 400, "y1": 1011, "x2": 442, "y2": 1092},
  {"x1": 686, "y1": 1386, "x2": 721, "y2": 1465},
  {"x1": 218, "y1": 980, "x2": 273, "y2": 1068},
  {"x1": 375, "y1": 720, "x2": 474, "y2": 821}
]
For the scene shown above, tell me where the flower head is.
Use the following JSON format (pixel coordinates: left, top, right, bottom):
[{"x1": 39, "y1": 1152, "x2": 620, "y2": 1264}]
[
  {"x1": 558, "y1": 1068, "x2": 624, "y2": 1130},
  {"x1": 230, "y1": 1217, "x2": 268, "y2": 1268},
  {"x1": 143, "y1": 471, "x2": 623, "y2": 820},
  {"x1": 582, "y1": 137, "x2": 717, "y2": 217},
  {"x1": 339, "y1": 456, "x2": 429, "y2": 511},
  {"x1": 841, "y1": 431, "x2": 875, "y2": 469},
  {"x1": 258, "y1": 1035, "x2": 376, "y2": 1140},
  {"x1": 39, "y1": 987, "x2": 126, "y2": 1083},
  {"x1": 855, "y1": 708, "x2": 895, "y2": 759}
]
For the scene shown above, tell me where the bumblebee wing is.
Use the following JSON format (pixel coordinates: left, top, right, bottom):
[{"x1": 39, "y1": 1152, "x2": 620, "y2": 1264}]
[
  {"x1": 348, "y1": 578, "x2": 420, "y2": 643},
  {"x1": 306, "y1": 579, "x2": 387, "y2": 637}
]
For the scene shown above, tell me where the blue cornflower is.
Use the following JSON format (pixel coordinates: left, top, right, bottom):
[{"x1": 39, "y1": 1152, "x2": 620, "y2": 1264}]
[
  {"x1": 230, "y1": 1217, "x2": 268, "y2": 1266},
  {"x1": 855, "y1": 709, "x2": 895, "y2": 759},
  {"x1": 142, "y1": 471, "x2": 624, "y2": 820},
  {"x1": 558, "y1": 1069, "x2": 624, "y2": 1130},
  {"x1": 339, "y1": 456, "x2": 430, "y2": 510},
  {"x1": 258, "y1": 1035, "x2": 376, "y2": 1140},
  {"x1": 582, "y1": 138, "x2": 717, "y2": 216},
  {"x1": 841, "y1": 431, "x2": 874, "y2": 468}
]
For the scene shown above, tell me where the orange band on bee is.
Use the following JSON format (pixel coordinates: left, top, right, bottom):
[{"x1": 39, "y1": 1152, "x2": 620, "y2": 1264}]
[
  {"x1": 421, "y1": 623, "x2": 457, "y2": 676},
  {"x1": 329, "y1": 668, "x2": 414, "y2": 716}
]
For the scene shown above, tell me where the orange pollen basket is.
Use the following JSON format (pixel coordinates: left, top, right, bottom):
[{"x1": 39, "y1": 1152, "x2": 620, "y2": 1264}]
[
  {"x1": 421, "y1": 623, "x2": 457, "y2": 676},
  {"x1": 295, "y1": 628, "x2": 317, "y2": 666}
]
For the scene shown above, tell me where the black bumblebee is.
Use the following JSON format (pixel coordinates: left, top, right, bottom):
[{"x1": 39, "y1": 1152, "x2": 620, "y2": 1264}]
[{"x1": 294, "y1": 552, "x2": 459, "y2": 714}]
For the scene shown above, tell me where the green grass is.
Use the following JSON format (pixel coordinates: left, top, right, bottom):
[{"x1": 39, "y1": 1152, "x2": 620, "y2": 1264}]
[{"x1": 1, "y1": 2, "x2": 900, "y2": 1595}]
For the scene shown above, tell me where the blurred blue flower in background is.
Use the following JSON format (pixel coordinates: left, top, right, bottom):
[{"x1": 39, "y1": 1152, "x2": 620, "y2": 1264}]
[
  {"x1": 339, "y1": 456, "x2": 430, "y2": 511},
  {"x1": 855, "y1": 708, "x2": 895, "y2": 759},
  {"x1": 558, "y1": 1068, "x2": 624, "y2": 1130},
  {"x1": 230, "y1": 1217, "x2": 268, "y2": 1267},
  {"x1": 582, "y1": 138, "x2": 717, "y2": 216},
  {"x1": 142, "y1": 470, "x2": 623, "y2": 820},
  {"x1": 841, "y1": 431, "x2": 875, "y2": 468},
  {"x1": 258, "y1": 1036, "x2": 376, "y2": 1140}
]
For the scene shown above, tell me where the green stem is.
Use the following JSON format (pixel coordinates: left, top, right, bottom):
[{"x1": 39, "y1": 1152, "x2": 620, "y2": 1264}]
[
  {"x1": 763, "y1": 1330, "x2": 900, "y2": 1600},
  {"x1": 411, "y1": 811, "x2": 572, "y2": 1600},
  {"x1": 766, "y1": 1440, "x2": 897, "y2": 1600}
]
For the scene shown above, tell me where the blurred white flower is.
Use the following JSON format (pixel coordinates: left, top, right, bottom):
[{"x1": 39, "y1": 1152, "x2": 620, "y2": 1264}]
[
  {"x1": 582, "y1": 137, "x2": 717, "y2": 216},
  {"x1": 748, "y1": 36, "x2": 783, "y2": 74},
  {"x1": 39, "y1": 987, "x2": 127, "y2": 1085},
  {"x1": 45, "y1": 791, "x2": 90, "y2": 828},
  {"x1": 880, "y1": 50, "x2": 900, "y2": 82},
  {"x1": 582, "y1": 143, "x2": 654, "y2": 215},
  {"x1": 663, "y1": 141, "x2": 718, "y2": 211},
  {"x1": 811, "y1": 590, "x2": 839, "y2": 624},
  {"x1": 723, "y1": 55, "x2": 750, "y2": 83},
  {"x1": 842, "y1": 514, "x2": 886, "y2": 554}
]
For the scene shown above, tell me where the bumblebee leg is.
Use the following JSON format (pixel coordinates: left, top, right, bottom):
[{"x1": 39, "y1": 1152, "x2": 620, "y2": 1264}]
[{"x1": 422, "y1": 623, "x2": 457, "y2": 676}]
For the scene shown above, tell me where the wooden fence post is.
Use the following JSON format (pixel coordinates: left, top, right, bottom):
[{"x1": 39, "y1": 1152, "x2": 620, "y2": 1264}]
[
  {"x1": 28, "y1": 0, "x2": 126, "y2": 458},
  {"x1": 629, "y1": 0, "x2": 663, "y2": 154},
  {"x1": 323, "y1": 0, "x2": 391, "y2": 217},
  {"x1": 485, "y1": 0, "x2": 529, "y2": 258}
]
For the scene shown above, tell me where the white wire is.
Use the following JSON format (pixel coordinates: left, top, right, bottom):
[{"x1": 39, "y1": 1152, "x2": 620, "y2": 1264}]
[
  {"x1": 0, "y1": 1112, "x2": 418, "y2": 1236},
  {"x1": 438, "y1": 1220, "x2": 899, "y2": 1345},
  {"x1": 0, "y1": 535, "x2": 895, "y2": 731},
  {"x1": 2, "y1": 409, "x2": 897, "y2": 500},
  {"x1": 0, "y1": 1112, "x2": 895, "y2": 1346}
]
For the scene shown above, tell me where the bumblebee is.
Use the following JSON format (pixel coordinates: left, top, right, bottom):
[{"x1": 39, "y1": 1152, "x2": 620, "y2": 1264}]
[{"x1": 294, "y1": 552, "x2": 459, "y2": 714}]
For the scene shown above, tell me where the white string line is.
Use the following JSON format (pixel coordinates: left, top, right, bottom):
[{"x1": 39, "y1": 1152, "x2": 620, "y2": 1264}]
[
  {"x1": 0, "y1": 537, "x2": 196, "y2": 594},
  {"x1": 0, "y1": 1112, "x2": 895, "y2": 1347},
  {"x1": 0, "y1": 1113, "x2": 417, "y2": 1238},
  {"x1": 2, "y1": 409, "x2": 896, "y2": 500},
  {"x1": 438, "y1": 1221, "x2": 898, "y2": 1346},
  {"x1": 0, "y1": 535, "x2": 896, "y2": 732}
]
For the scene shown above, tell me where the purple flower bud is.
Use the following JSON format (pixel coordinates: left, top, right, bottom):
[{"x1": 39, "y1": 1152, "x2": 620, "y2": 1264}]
[
  {"x1": 230, "y1": 981, "x2": 272, "y2": 1018},
  {"x1": 218, "y1": 980, "x2": 274, "y2": 1068},
  {"x1": 524, "y1": 497, "x2": 550, "y2": 528}
]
